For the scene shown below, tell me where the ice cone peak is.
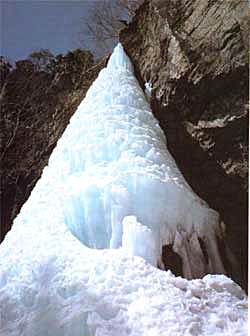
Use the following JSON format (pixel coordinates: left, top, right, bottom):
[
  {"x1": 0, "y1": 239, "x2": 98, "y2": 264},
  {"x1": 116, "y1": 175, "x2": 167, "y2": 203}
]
[{"x1": 107, "y1": 43, "x2": 134, "y2": 72}]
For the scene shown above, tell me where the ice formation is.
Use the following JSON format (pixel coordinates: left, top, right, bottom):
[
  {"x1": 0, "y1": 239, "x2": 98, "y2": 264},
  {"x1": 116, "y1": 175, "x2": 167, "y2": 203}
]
[
  {"x1": 144, "y1": 81, "x2": 152, "y2": 101},
  {"x1": 0, "y1": 44, "x2": 247, "y2": 336},
  {"x1": 49, "y1": 42, "x2": 224, "y2": 277}
]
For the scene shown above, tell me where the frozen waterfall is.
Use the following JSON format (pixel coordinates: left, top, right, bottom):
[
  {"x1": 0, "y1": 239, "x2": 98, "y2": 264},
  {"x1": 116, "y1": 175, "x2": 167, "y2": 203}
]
[
  {"x1": 0, "y1": 44, "x2": 247, "y2": 336},
  {"x1": 48, "y1": 43, "x2": 224, "y2": 278}
]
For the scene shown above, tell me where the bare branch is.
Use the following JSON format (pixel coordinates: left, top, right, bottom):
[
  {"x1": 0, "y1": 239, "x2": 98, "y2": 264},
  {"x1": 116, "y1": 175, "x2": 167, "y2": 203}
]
[{"x1": 79, "y1": 0, "x2": 143, "y2": 55}]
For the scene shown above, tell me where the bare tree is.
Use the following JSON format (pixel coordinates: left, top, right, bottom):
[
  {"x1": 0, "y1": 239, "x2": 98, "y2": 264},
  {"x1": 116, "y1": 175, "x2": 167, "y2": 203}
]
[
  {"x1": 79, "y1": 0, "x2": 143, "y2": 56},
  {"x1": 118, "y1": 0, "x2": 143, "y2": 17},
  {"x1": 28, "y1": 49, "x2": 55, "y2": 71}
]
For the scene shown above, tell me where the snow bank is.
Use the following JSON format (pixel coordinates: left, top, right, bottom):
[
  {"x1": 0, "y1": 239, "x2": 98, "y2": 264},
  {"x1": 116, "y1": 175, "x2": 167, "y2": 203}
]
[{"x1": 0, "y1": 244, "x2": 247, "y2": 336}]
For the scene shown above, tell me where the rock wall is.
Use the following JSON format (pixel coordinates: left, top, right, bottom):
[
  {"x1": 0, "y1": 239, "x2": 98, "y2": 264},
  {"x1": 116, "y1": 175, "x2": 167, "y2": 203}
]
[{"x1": 120, "y1": 0, "x2": 249, "y2": 290}]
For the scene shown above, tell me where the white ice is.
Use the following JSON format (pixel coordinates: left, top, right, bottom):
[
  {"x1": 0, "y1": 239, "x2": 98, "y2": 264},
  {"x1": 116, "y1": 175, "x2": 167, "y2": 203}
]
[
  {"x1": 48, "y1": 42, "x2": 224, "y2": 276},
  {"x1": 0, "y1": 43, "x2": 247, "y2": 336},
  {"x1": 144, "y1": 81, "x2": 152, "y2": 101}
]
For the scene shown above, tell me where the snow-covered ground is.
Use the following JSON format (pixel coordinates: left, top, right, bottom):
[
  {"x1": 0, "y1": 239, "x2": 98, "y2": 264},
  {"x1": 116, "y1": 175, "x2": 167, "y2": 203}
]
[{"x1": 0, "y1": 44, "x2": 247, "y2": 336}]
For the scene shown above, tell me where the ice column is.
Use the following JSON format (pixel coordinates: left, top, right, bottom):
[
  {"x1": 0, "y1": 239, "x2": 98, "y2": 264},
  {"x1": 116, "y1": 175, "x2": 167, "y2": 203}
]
[{"x1": 51, "y1": 43, "x2": 225, "y2": 278}]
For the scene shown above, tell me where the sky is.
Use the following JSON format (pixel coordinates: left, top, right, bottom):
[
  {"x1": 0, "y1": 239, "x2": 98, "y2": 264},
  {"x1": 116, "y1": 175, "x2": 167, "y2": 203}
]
[{"x1": 1, "y1": 1, "x2": 109, "y2": 63}]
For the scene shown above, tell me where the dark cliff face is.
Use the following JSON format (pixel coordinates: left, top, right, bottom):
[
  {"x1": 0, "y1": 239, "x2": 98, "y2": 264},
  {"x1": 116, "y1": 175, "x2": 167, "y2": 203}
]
[
  {"x1": 0, "y1": 51, "x2": 107, "y2": 243},
  {"x1": 120, "y1": 0, "x2": 249, "y2": 290}
]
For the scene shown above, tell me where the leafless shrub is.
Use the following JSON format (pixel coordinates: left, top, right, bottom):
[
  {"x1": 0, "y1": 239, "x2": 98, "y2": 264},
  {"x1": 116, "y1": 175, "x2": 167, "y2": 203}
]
[
  {"x1": 28, "y1": 49, "x2": 55, "y2": 72},
  {"x1": 79, "y1": 0, "x2": 144, "y2": 56}
]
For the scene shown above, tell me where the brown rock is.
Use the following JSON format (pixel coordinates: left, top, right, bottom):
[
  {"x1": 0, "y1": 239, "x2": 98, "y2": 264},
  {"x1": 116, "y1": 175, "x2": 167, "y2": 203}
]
[{"x1": 120, "y1": 0, "x2": 249, "y2": 290}]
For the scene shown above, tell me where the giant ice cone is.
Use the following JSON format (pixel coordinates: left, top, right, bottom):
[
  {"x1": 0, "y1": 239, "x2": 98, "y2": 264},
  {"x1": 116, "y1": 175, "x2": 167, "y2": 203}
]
[{"x1": 0, "y1": 44, "x2": 247, "y2": 336}]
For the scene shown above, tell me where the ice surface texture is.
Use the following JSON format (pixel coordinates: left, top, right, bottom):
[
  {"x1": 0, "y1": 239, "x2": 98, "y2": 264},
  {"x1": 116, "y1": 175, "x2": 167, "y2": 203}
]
[
  {"x1": 0, "y1": 44, "x2": 247, "y2": 336},
  {"x1": 48, "y1": 42, "x2": 224, "y2": 277}
]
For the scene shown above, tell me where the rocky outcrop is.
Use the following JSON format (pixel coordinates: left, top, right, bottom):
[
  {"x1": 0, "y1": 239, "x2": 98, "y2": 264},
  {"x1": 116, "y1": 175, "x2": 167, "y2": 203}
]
[
  {"x1": 0, "y1": 51, "x2": 107, "y2": 243},
  {"x1": 120, "y1": 0, "x2": 249, "y2": 290}
]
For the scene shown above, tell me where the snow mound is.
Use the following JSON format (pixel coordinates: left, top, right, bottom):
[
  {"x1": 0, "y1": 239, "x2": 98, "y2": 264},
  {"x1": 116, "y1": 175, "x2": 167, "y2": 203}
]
[{"x1": 0, "y1": 244, "x2": 247, "y2": 336}]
